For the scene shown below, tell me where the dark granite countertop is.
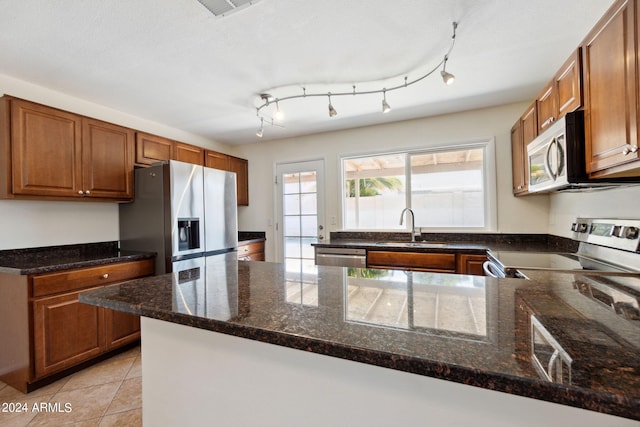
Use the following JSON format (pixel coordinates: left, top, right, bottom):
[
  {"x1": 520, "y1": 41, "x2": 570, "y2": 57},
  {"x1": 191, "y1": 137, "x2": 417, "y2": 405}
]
[
  {"x1": 238, "y1": 231, "x2": 266, "y2": 244},
  {"x1": 314, "y1": 232, "x2": 578, "y2": 253},
  {"x1": 79, "y1": 254, "x2": 640, "y2": 421},
  {"x1": 0, "y1": 242, "x2": 156, "y2": 275}
]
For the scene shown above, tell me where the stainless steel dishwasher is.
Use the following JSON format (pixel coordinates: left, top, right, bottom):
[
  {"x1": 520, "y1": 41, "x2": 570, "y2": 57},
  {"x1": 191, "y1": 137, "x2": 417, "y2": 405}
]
[{"x1": 315, "y1": 247, "x2": 366, "y2": 267}]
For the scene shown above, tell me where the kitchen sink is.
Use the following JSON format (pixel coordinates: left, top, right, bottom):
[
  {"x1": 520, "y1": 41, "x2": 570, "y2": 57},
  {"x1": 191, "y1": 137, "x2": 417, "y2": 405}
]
[{"x1": 374, "y1": 241, "x2": 450, "y2": 248}]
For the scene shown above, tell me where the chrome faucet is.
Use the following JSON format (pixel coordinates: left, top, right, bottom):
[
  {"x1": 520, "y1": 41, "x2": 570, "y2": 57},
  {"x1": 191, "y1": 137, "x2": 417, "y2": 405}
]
[{"x1": 400, "y1": 208, "x2": 418, "y2": 242}]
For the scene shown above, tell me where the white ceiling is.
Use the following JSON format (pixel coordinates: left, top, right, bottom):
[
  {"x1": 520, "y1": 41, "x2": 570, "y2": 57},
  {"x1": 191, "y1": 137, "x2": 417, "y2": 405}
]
[{"x1": 0, "y1": 0, "x2": 615, "y2": 145}]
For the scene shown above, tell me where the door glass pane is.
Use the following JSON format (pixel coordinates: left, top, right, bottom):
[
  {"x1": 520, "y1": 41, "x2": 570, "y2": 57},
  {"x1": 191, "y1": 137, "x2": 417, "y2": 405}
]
[
  {"x1": 283, "y1": 173, "x2": 300, "y2": 194},
  {"x1": 285, "y1": 237, "x2": 301, "y2": 258},
  {"x1": 300, "y1": 193, "x2": 316, "y2": 215},
  {"x1": 300, "y1": 216, "x2": 317, "y2": 236},
  {"x1": 284, "y1": 194, "x2": 300, "y2": 215},
  {"x1": 285, "y1": 216, "x2": 301, "y2": 236},
  {"x1": 282, "y1": 168, "x2": 320, "y2": 307}
]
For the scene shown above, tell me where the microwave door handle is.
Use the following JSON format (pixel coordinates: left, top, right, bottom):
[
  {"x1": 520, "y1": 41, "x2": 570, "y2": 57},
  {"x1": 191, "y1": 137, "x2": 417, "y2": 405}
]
[
  {"x1": 545, "y1": 138, "x2": 558, "y2": 180},
  {"x1": 556, "y1": 137, "x2": 565, "y2": 177}
]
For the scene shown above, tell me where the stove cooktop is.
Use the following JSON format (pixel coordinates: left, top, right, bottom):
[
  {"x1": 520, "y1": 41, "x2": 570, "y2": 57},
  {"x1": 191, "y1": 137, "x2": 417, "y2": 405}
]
[{"x1": 488, "y1": 251, "x2": 636, "y2": 276}]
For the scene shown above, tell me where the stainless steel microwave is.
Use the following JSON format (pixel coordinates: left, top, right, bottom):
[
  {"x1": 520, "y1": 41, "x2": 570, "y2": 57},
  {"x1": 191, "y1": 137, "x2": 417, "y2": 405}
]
[
  {"x1": 526, "y1": 110, "x2": 640, "y2": 193},
  {"x1": 527, "y1": 111, "x2": 585, "y2": 193}
]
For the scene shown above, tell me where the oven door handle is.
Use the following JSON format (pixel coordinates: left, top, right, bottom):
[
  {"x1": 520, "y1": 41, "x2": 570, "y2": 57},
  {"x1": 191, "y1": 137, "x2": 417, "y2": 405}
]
[{"x1": 483, "y1": 261, "x2": 505, "y2": 278}]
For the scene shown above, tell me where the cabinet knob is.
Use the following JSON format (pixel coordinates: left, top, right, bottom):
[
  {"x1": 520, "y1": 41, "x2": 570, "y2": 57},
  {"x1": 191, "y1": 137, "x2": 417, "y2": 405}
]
[
  {"x1": 78, "y1": 190, "x2": 84, "y2": 195},
  {"x1": 622, "y1": 145, "x2": 638, "y2": 156},
  {"x1": 85, "y1": 190, "x2": 91, "y2": 195},
  {"x1": 102, "y1": 273, "x2": 109, "y2": 279}
]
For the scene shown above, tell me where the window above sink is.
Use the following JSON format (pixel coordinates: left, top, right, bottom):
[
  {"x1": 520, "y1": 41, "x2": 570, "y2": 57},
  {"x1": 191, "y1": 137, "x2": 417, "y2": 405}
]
[{"x1": 340, "y1": 140, "x2": 497, "y2": 232}]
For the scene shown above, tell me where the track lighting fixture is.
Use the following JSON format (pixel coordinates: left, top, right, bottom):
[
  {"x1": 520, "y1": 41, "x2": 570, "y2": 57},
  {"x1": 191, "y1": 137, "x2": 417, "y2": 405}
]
[
  {"x1": 328, "y1": 94, "x2": 337, "y2": 117},
  {"x1": 254, "y1": 21, "x2": 459, "y2": 137},
  {"x1": 382, "y1": 89, "x2": 391, "y2": 114},
  {"x1": 440, "y1": 55, "x2": 455, "y2": 85}
]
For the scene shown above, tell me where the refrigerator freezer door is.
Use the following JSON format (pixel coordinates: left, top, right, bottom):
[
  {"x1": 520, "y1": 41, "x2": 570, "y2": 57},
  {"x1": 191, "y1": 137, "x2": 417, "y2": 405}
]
[
  {"x1": 172, "y1": 257, "x2": 206, "y2": 316},
  {"x1": 170, "y1": 161, "x2": 205, "y2": 259},
  {"x1": 204, "y1": 167, "x2": 238, "y2": 253}
]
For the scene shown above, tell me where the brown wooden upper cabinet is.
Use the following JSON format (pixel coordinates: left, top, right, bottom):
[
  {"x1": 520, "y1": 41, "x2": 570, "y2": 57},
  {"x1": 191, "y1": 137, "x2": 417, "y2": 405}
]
[
  {"x1": 135, "y1": 135, "x2": 249, "y2": 205},
  {"x1": 135, "y1": 132, "x2": 174, "y2": 166},
  {"x1": 510, "y1": 101, "x2": 536, "y2": 195},
  {"x1": 136, "y1": 133, "x2": 206, "y2": 166},
  {"x1": 0, "y1": 97, "x2": 134, "y2": 201},
  {"x1": 511, "y1": 120, "x2": 527, "y2": 195},
  {"x1": 536, "y1": 49, "x2": 583, "y2": 133},
  {"x1": 174, "y1": 141, "x2": 204, "y2": 165},
  {"x1": 205, "y1": 149, "x2": 249, "y2": 205},
  {"x1": 583, "y1": 0, "x2": 640, "y2": 178}
]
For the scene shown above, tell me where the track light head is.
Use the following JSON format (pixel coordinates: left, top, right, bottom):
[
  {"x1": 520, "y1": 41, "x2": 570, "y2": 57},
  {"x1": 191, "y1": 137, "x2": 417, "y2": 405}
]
[
  {"x1": 328, "y1": 94, "x2": 337, "y2": 117},
  {"x1": 441, "y1": 70, "x2": 455, "y2": 85},
  {"x1": 382, "y1": 90, "x2": 391, "y2": 113},
  {"x1": 256, "y1": 117, "x2": 264, "y2": 137},
  {"x1": 274, "y1": 100, "x2": 284, "y2": 121},
  {"x1": 441, "y1": 55, "x2": 455, "y2": 85}
]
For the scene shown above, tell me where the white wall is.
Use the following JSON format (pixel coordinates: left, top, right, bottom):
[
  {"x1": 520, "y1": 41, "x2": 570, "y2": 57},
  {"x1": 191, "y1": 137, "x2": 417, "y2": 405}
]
[
  {"x1": 0, "y1": 74, "x2": 231, "y2": 250},
  {"x1": 235, "y1": 102, "x2": 551, "y2": 261}
]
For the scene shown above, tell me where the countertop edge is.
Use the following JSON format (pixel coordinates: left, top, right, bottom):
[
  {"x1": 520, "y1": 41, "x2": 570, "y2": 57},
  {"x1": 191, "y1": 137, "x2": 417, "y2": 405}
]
[
  {"x1": 3, "y1": 252, "x2": 156, "y2": 275},
  {"x1": 79, "y1": 287, "x2": 640, "y2": 421}
]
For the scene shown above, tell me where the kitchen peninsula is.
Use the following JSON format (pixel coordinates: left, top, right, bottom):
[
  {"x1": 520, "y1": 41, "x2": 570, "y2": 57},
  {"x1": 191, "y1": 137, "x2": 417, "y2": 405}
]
[{"x1": 79, "y1": 255, "x2": 640, "y2": 426}]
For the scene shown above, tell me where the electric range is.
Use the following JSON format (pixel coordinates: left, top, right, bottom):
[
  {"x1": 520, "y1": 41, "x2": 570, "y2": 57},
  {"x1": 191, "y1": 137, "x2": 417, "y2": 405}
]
[{"x1": 485, "y1": 218, "x2": 640, "y2": 278}]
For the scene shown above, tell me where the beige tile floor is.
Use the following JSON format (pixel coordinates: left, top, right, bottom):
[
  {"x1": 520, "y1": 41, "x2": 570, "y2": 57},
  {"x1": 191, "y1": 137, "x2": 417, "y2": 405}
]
[{"x1": 0, "y1": 346, "x2": 142, "y2": 427}]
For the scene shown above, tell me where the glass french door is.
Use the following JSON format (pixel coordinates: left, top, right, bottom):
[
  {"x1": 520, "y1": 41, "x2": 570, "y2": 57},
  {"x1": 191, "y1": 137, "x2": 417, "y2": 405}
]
[{"x1": 275, "y1": 160, "x2": 325, "y2": 306}]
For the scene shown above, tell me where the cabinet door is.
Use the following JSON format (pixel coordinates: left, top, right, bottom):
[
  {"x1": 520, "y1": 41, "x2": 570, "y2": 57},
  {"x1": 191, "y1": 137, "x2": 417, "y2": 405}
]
[
  {"x1": 10, "y1": 99, "x2": 83, "y2": 197},
  {"x1": 456, "y1": 254, "x2": 487, "y2": 276},
  {"x1": 105, "y1": 309, "x2": 140, "y2": 350},
  {"x1": 583, "y1": 0, "x2": 640, "y2": 177},
  {"x1": 521, "y1": 102, "x2": 538, "y2": 145},
  {"x1": 175, "y1": 142, "x2": 204, "y2": 165},
  {"x1": 238, "y1": 241, "x2": 265, "y2": 261},
  {"x1": 204, "y1": 150, "x2": 230, "y2": 170},
  {"x1": 367, "y1": 251, "x2": 456, "y2": 272},
  {"x1": 536, "y1": 82, "x2": 556, "y2": 133},
  {"x1": 33, "y1": 287, "x2": 105, "y2": 378},
  {"x1": 228, "y1": 156, "x2": 249, "y2": 205},
  {"x1": 136, "y1": 132, "x2": 174, "y2": 166},
  {"x1": 82, "y1": 118, "x2": 134, "y2": 200},
  {"x1": 556, "y1": 50, "x2": 582, "y2": 117},
  {"x1": 511, "y1": 121, "x2": 527, "y2": 195}
]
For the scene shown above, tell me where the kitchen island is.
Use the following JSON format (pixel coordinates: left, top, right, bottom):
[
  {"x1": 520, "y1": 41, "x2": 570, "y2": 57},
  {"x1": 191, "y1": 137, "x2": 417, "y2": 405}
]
[{"x1": 79, "y1": 254, "x2": 640, "y2": 426}]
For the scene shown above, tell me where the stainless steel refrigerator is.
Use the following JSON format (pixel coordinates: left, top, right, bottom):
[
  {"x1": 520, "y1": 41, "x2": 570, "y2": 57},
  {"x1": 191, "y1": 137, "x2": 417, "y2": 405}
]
[{"x1": 119, "y1": 160, "x2": 238, "y2": 276}]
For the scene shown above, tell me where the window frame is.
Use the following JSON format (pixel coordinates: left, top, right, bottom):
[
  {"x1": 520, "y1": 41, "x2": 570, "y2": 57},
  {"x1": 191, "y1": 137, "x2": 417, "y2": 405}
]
[{"x1": 339, "y1": 138, "x2": 497, "y2": 232}]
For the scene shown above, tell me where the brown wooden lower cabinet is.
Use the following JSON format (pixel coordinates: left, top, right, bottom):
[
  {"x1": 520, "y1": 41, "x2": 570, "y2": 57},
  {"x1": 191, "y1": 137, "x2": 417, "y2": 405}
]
[
  {"x1": 105, "y1": 310, "x2": 141, "y2": 351},
  {"x1": 238, "y1": 240, "x2": 265, "y2": 261},
  {"x1": 367, "y1": 250, "x2": 486, "y2": 275},
  {"x1": 33, "y1": 286, "x2": 105, "y2": 378},
  {"x1": 367, "y1": 251, "x2": 456, "y2": 273},
  {"x1": 0, "y1": 258, "x2": 153, "y2": 393},
  {"x1": 457, "y1": 254, "x2": 487, "y2": 276}
]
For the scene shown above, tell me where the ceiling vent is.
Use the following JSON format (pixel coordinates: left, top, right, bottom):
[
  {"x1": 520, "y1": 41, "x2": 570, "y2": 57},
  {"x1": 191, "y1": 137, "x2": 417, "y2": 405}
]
[{"x1": 196, "y1": 0, "x2": 261, "y2": 17}]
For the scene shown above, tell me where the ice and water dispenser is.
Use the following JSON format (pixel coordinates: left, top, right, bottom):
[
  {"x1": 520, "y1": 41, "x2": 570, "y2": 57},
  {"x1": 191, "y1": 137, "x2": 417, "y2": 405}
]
[{"x1": 177, "y1": 218, "x2": 201, "y2": 251}]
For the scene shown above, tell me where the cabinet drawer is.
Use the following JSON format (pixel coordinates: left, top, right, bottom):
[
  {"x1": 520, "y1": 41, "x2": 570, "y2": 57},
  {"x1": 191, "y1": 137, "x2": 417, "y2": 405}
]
[
  {"x1": 367, "y1": 251, "x2": 456, "y2": 271},
  {"x1": 238, "y1": 241, "x2": 264, "y2": 255},
  {"x1": 32, "y1": 259, "x2": 154, "y2": 297}
]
